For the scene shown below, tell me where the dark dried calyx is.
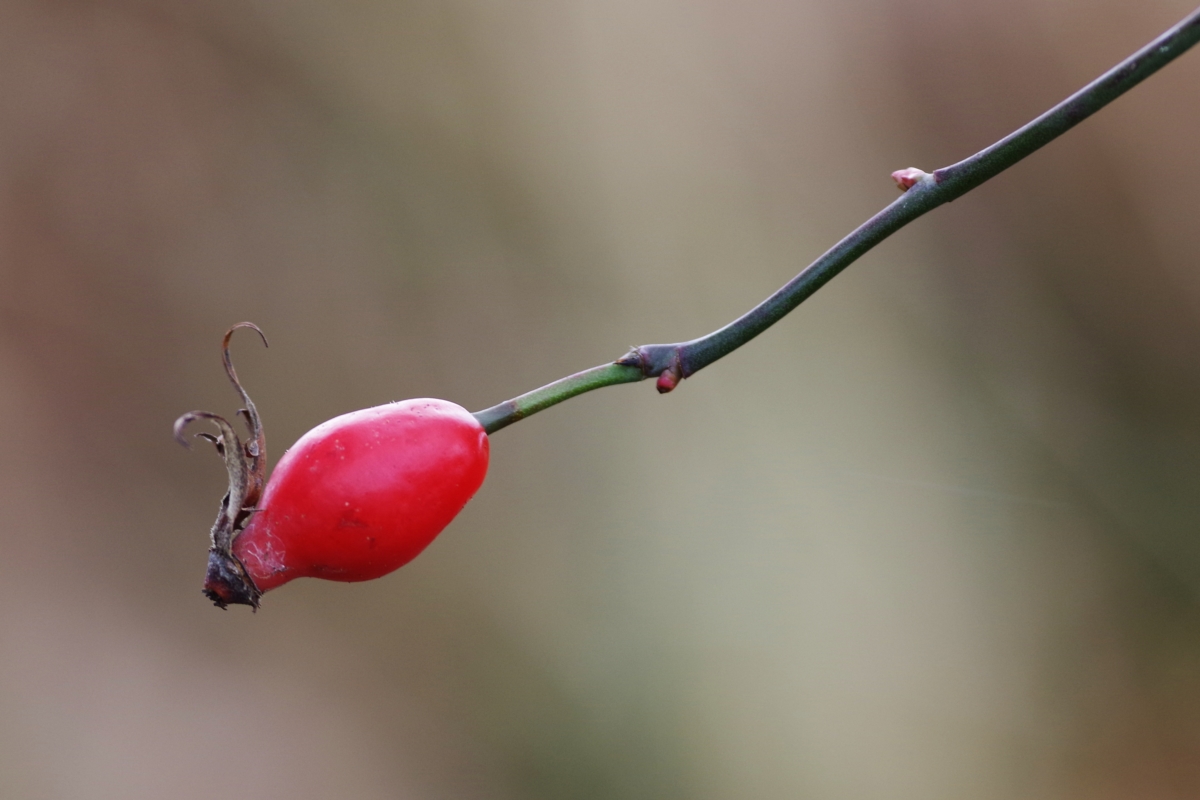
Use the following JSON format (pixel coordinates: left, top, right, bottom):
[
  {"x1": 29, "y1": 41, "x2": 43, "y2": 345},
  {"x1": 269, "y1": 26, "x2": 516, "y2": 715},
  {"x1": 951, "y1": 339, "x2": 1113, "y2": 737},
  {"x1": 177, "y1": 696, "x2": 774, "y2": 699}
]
[{"x1": 174, "y1": 323, "x2": 269, "y2": 610}]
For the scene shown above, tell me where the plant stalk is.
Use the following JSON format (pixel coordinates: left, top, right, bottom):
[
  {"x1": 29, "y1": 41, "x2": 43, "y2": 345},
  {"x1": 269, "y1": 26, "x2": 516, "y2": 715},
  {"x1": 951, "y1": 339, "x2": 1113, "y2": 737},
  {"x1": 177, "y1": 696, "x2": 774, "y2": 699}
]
[{"x1": 474, "y1": 8, "x2": 1200, "y2": 436}]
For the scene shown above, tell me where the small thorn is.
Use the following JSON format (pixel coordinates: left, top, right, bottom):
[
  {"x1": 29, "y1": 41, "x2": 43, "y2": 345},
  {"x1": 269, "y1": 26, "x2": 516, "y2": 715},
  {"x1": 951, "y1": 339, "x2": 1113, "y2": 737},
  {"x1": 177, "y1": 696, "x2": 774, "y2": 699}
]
[
  {"x1": 616, "y1": 347, "x2": 643, "y2": 368},
  {"x1": 891, "y1": 167, "x2": 930, "y2": 191}
]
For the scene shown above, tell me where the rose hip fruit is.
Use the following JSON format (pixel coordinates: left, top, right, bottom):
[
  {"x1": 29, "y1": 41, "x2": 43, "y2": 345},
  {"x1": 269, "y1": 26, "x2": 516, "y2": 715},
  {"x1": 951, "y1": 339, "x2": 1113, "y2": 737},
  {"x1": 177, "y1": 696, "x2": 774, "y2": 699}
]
[
  {"x1": 175, "y1": 324, "x2": 488, "y2": 609},
  {"x1": 234, "y1": 400, "x2": 488, "y2": 593}
]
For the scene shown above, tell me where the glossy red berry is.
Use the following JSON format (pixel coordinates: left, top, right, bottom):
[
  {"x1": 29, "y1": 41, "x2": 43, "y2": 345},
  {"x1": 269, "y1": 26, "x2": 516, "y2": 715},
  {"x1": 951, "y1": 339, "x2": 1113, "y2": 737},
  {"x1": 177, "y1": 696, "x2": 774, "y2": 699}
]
[
  {"x1": 176, "y1": 324, "x2": 488, "y2": 609},
  {"x1": 233, "y1": 399, "x2": 488, "y2": 593}
]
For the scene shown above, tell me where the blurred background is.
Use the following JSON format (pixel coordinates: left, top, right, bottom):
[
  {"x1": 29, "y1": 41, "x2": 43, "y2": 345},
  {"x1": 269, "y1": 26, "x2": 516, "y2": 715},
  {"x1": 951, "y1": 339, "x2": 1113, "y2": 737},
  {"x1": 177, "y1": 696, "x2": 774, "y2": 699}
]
[{"x1": 1, "y1": 0, "x2": 1199, "y2": 797}]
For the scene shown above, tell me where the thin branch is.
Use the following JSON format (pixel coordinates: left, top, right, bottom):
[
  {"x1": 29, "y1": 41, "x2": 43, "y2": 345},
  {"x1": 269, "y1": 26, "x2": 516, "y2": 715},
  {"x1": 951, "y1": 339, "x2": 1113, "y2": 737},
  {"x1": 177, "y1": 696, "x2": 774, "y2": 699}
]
[
  {"x1": 474, "y1": 8, "x2": 1200, "y2": 435},
  {"x1": 473, "y1": 363, "x2": 643, "y2": 434}
]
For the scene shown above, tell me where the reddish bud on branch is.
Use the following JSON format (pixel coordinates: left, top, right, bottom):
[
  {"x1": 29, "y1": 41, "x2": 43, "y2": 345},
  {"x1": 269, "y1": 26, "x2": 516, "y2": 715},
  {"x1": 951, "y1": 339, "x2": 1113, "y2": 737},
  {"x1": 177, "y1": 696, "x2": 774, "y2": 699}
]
[
  {"x1": 891, "y1": 168, "x2": 931, "y2": 192},
  {"x1": 656, "y1": 366, "x2": 681, "y2": 394}
]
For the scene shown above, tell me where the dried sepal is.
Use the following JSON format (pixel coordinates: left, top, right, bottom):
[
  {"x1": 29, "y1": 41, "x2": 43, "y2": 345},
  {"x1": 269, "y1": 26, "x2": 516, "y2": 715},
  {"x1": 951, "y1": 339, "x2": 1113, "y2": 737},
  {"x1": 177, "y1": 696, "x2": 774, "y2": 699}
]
[
  {"x1": 223, "y1": 322, "x2": 268, "y2": 510},
  {"x1": 174, "y1": 324, "x2": 270, "y2": 609}
]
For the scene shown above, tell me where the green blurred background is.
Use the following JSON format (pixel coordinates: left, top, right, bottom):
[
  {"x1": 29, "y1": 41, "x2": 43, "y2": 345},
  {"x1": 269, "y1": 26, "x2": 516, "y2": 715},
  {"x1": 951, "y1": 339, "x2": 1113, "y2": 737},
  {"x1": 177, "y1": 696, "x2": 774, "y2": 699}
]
[{"x1": 2, "y1": 0, "x2": 1200, "y2": 797}]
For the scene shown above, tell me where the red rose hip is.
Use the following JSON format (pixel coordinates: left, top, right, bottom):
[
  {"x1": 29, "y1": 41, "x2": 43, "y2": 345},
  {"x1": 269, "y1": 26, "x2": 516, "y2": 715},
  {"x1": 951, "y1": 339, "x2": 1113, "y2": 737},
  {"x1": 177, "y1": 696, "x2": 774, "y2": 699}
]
[
  {"x1": 234, "y1": 399, "x2": 488, "y2": 592},
  {"x1": 176, "y1": 324, "x2": 489, "y2": 609}
]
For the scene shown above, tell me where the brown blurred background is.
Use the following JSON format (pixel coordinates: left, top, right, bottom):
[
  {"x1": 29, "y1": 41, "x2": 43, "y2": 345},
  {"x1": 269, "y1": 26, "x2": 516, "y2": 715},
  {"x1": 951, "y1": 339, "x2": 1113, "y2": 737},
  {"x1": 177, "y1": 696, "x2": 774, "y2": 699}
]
[{"x1": 2, "y1": 0, "x2": 1199, "y2": 797}]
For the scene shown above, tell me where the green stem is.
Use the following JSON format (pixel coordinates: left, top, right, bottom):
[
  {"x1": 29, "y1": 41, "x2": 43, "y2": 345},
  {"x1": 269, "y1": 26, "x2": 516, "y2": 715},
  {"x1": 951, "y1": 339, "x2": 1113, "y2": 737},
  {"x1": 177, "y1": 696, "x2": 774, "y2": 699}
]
[
  {"x1": 474, "y1": 8, "x2": 1200, "y2": 436},
  {"x1": 474, "y1": 362, "x2": 643, "y2": 434}
]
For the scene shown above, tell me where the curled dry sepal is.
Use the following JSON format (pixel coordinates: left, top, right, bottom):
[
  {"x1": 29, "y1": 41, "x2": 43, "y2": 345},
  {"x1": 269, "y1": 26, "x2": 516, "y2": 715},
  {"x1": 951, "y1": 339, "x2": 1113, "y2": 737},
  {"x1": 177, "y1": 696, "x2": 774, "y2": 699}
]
[{"x1": 174, "y1": 323, "x2": 269, "y2": 609}]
